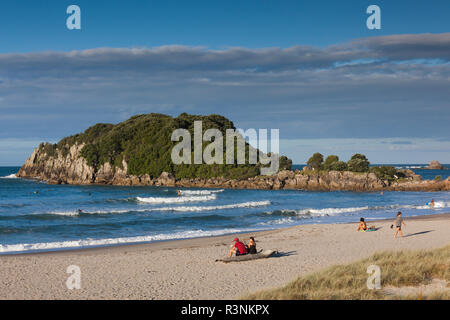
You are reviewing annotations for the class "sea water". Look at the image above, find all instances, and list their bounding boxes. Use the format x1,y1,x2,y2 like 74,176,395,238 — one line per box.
0,165,449,254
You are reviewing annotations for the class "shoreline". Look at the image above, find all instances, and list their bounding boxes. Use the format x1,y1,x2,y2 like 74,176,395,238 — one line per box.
1,213,448,299
16,151,450,192
15,173,450,192
3,213,449,257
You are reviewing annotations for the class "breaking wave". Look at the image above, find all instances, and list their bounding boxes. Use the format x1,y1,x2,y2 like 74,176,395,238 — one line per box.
266,206,370,217
155,201,271,212
0,228,259,254
136,194,216,204
264,201,450,217
0,174,17,179
178,189,224,195
39,200,271,216
395,166,425,169
258,217,295,226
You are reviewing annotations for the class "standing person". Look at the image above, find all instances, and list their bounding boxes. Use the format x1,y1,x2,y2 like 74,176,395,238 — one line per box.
228,238,247,257
392,212,406,238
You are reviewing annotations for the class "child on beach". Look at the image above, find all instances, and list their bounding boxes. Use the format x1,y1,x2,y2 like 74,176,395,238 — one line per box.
392,212,406,238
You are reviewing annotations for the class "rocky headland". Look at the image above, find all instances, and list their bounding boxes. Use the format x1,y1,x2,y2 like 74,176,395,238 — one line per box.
17,142,450,192
16,113,450,192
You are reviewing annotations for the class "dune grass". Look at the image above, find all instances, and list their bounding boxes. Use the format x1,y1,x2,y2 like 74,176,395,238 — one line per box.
244,245,449,300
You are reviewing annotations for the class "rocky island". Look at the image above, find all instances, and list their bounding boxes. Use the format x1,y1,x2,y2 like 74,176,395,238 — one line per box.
17,113,450,192
425,160,446,170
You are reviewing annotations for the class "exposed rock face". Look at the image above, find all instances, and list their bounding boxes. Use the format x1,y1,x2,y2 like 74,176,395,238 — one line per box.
18,144,95,185
398,169,422,182
17,147,450,191
425,160,446,170
155,172,176,187
173,170,448,191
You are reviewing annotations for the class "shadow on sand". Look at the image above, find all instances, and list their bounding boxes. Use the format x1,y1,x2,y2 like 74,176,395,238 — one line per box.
271,250,297,258
404,230,434,238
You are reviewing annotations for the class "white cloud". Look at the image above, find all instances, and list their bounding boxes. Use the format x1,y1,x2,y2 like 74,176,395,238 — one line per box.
0,33,449,164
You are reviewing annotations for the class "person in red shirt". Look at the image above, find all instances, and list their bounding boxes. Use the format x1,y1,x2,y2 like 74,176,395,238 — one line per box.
228,238,248,257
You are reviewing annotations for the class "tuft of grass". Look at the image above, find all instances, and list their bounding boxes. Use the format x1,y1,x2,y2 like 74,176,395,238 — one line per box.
243,245,449,300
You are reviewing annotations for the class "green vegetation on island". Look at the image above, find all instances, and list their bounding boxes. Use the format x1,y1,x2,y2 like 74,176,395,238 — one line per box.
304,152,409,182
35,113,423,184
39,113,292,180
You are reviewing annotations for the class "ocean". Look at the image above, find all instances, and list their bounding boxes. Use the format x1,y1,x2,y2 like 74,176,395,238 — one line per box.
1,165,449,254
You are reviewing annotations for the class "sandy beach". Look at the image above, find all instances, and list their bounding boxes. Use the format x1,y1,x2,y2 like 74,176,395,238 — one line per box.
0,213,449,300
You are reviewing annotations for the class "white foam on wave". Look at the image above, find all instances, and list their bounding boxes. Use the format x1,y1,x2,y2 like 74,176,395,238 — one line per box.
258,217,295,226
268,206,369,217
39,199,450,219
0,174,17,179
267,201,450,218
43,200,271,216
431,201,449,209
378,202,450,210
0,227,260,254
47,211,80,216
156,200,271,212
303,206,370,215
178,189,224,195
44,209,137,216
137,194,217,204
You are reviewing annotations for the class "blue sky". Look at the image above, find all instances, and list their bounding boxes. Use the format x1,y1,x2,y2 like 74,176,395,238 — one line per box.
0,0,448,51
0,0,449,165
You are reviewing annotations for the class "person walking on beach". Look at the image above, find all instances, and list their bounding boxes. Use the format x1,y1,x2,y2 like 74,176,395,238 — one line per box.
392,212,406,238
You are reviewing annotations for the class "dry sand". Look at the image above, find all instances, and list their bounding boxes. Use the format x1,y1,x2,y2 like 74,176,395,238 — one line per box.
0,214,449,300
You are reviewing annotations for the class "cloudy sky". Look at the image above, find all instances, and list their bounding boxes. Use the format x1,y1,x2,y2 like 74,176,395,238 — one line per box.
0,0,449,165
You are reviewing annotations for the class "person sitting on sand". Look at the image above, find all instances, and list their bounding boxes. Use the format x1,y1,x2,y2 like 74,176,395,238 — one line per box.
229,238,247,257
392,212,406,238
357,217,368,231
246,237,257,254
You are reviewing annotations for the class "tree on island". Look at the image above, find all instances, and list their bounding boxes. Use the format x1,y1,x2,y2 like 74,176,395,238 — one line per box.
304,152,412,181
347,154,370,172
306,152,324,170
322,155,348,171
330,160,348,171
323,155,339,170
279,155,293,171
